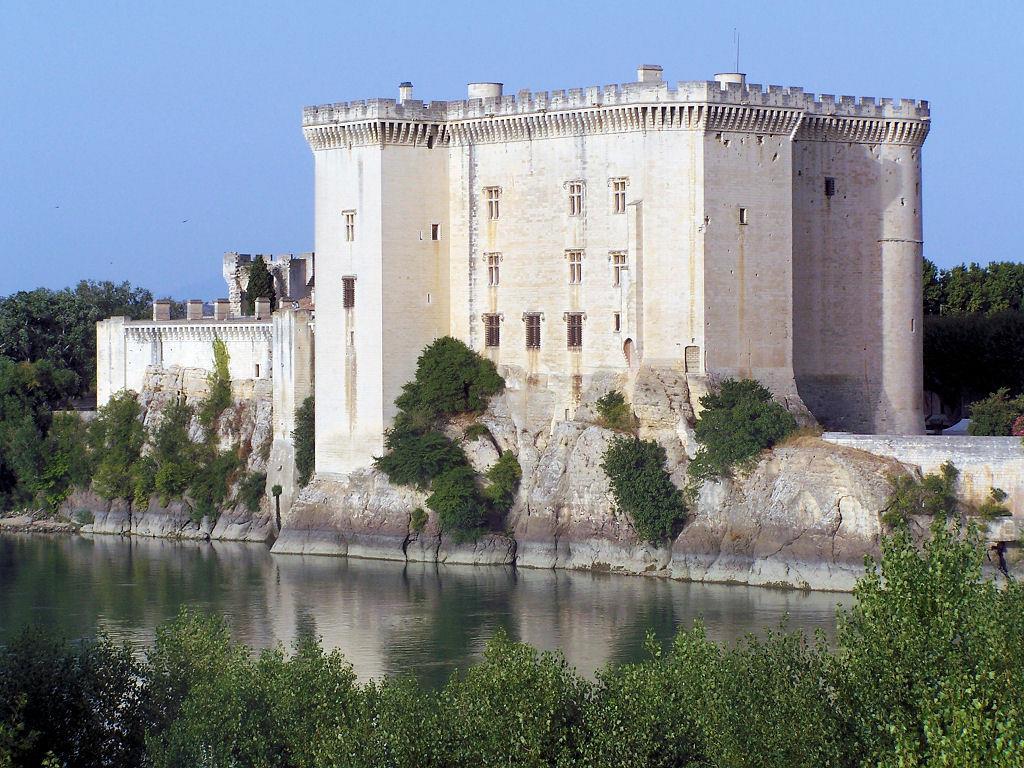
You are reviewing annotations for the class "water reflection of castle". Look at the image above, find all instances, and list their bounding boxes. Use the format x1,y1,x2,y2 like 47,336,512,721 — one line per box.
54,536,843,684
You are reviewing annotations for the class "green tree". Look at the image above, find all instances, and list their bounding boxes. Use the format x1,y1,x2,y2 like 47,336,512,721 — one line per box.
0,281,152,396
293,395,315,487
90,390,145,501
482,451,521,514
602,436,685,543
835,520,1024,766
241,256,276,315
687,378,797,484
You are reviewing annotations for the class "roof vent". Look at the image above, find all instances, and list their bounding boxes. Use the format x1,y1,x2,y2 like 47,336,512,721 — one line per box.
637,64,663,83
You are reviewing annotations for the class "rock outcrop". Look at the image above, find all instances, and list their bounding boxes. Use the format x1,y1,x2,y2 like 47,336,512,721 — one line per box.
273,365,931,591
66,366,274,542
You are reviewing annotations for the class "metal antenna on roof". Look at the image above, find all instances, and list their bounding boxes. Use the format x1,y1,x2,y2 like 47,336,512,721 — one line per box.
734,28,740,73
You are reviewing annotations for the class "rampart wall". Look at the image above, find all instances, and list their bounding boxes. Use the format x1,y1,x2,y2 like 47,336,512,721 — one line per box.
821,433,1024,517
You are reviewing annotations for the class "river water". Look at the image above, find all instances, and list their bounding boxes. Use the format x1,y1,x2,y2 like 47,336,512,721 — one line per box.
0,533,846,686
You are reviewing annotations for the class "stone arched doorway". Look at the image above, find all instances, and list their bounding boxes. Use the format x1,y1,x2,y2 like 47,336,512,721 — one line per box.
623,338,638,370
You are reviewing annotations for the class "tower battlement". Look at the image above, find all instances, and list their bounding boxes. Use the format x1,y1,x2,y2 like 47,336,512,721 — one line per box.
302,74,929,128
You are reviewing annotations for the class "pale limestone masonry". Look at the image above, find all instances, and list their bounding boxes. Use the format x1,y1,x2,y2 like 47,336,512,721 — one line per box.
305,66,930,474
96,314,273,407
822,433,1024,518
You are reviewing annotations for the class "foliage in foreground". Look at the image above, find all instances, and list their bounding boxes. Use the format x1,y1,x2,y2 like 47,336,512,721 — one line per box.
601,436,685,543
687,378,797,486
2,523,1022,767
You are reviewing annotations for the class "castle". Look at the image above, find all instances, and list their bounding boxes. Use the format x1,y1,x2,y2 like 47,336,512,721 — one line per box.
98,64,930,482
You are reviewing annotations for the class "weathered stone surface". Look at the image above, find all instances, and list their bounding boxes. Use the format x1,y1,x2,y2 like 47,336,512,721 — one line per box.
272,369,914,590
671,438,904,591
54,367,276,542
272,470,426,560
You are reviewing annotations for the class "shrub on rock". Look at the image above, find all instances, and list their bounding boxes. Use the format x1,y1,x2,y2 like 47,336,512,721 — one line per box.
688,379,797,485
601,436,685,543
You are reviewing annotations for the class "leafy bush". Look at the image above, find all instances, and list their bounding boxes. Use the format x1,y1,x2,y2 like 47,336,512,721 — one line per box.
151,398,197,503
4,524,1024,766
187,449,241,523
394,337,503,420
426,466,486,542
90,390,145,501
882,461,959,527
237,471,267,513
463,422,490,442
595,389,634,432
0,628,147,768
835,519,1024,766
688,379,797,485
967,387,1024,436
376,338,507,540
410,507,428,533
601,436,685,543
482,451,521,514
197,338,232,431
375,428,467,489
977,487,1011,519
293,395,315,487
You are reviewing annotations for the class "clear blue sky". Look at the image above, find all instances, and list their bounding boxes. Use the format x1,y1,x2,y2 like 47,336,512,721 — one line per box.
2,0,1020,298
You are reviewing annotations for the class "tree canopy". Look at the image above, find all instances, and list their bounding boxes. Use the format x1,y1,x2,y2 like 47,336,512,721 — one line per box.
0,281,153,396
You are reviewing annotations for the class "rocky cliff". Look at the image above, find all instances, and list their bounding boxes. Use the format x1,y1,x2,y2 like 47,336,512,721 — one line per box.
67,366,274,542
274,365,927,591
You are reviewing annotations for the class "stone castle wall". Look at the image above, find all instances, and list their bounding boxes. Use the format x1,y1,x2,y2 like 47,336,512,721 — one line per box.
306,66,930,474
822,433,1024,518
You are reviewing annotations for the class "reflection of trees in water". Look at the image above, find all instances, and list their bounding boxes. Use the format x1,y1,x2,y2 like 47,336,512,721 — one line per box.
0,534,275,647
1,535,844,687
383,563,519,688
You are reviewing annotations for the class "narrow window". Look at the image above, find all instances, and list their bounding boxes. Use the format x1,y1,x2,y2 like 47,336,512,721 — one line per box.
613,312,621,332
343,210,356,241
254,363,260,378
483,314,501,348
738,207,749,225
486,253,500,286
524,313,541,349
342,276,355,309
485,187,501,220
566,313,583,350
568,181,584,216
824,177,836,198
611,252,628,287
611,178,628,214
431,223,441,240
567,250,583,285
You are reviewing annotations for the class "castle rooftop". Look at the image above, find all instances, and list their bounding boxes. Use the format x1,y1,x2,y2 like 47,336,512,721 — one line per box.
302,66,929,128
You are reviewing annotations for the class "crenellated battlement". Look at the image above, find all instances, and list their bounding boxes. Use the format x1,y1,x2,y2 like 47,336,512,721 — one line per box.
302,77,929,129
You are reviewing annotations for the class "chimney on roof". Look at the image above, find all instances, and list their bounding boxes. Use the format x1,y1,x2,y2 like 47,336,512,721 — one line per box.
714,72,747,88
399,82,414,104
467,82,503,100
637,64,663,83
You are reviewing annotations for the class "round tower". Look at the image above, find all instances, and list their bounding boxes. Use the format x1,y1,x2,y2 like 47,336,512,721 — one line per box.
876,144,924,434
